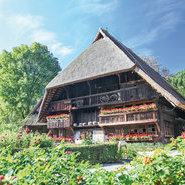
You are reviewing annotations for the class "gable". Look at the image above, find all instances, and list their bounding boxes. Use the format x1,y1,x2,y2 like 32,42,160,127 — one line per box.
46,35,135,89
38,28,185,121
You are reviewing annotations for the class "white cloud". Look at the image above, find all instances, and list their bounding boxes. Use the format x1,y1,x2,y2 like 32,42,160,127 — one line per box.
50,43,74,56
9,14,43,29
0,13,74,59
136,48,153,57
32,30,56,43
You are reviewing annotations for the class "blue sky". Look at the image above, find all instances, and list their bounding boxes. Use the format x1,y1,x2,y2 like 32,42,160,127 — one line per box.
0,0,185,74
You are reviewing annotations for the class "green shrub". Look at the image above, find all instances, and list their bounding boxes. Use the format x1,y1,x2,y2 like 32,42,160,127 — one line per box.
65,142,122,164
126,134,185,185
121,147,137,159
120,143,164,159
0,144,132,185
0,129,55,150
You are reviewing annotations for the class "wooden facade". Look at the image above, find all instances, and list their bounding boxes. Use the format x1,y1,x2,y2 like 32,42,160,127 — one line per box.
28,28,185,143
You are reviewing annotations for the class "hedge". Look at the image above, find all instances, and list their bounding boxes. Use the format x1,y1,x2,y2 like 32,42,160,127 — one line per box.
65,142,122,164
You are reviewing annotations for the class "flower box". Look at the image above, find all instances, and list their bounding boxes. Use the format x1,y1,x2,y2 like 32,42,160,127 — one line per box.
100,103,156,115
46,113,69,120
47,117,70,128
107,134,154,142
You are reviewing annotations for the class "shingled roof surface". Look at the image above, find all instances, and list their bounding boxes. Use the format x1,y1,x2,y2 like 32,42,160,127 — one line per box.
46,34,134,89
101,29,185,108
38,28,185,121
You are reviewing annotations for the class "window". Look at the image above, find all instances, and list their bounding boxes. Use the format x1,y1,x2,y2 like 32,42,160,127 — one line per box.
148,124,156,135
138,125,146,134
165,121,174,136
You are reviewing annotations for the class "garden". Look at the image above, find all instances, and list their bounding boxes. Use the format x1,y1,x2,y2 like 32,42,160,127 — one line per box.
0,124,185,184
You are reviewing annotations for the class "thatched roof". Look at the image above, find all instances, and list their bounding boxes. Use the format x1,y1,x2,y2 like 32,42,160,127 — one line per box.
38,28,185,121
46,33,134,89
100,29,185,110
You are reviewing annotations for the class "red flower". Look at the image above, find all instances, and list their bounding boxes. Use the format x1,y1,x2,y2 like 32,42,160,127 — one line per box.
0,175,4,180
77,177,83,181
25,126,30,134
65,151,73,154
11,139,13,141
34,142,36,144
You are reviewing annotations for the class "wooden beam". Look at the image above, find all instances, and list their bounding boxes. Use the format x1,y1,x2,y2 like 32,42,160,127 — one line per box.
100,126,106,135
155,122,161,133
99,119,158,127
87,81,92,105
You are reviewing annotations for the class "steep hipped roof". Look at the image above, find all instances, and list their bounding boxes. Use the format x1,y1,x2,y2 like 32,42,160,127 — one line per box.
100,29,185,110
38,28,185,121
46,32,135,89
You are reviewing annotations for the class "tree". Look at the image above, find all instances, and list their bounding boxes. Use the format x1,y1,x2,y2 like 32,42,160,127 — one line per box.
0,42,61,123
169,70,185,97
141,56,172,80
141,56,185,97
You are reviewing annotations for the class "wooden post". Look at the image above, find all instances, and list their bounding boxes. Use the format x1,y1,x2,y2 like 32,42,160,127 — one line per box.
125,145,128,159
63,87,69,99
116,73,121,89
87,81,92,105
155,122,161,134
101,126,106,135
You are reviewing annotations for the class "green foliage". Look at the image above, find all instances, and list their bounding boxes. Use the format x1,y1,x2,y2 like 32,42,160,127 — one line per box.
166,133,185,152
0,130,185,184
0,129,55,150
0,144,132,185
169,70,185,97
0,123,19,133
0,43,61,123
65,142,122,164
120,143,164,159
79,131,93,145
129,135,185,185
83,168,133,185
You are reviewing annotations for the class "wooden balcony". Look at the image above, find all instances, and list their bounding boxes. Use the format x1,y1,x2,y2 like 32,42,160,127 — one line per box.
48,84,157,111
99,109,157,126
47,118,71,129
49,100,71,112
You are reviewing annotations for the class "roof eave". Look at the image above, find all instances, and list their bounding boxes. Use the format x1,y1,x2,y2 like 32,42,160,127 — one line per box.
45,67,136,90
135,66,185,110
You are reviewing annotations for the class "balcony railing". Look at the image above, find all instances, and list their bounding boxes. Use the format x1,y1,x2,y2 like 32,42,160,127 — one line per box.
47,118,70,129
99,109,157,126
48,84,157,111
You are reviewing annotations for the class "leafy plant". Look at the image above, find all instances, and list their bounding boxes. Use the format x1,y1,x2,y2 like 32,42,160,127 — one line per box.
100,103,156,115
79,131,93,145
65,142,122,164
0,42,61,123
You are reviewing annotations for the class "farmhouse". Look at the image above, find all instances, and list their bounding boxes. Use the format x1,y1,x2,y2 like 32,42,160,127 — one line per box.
26,28,185,143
